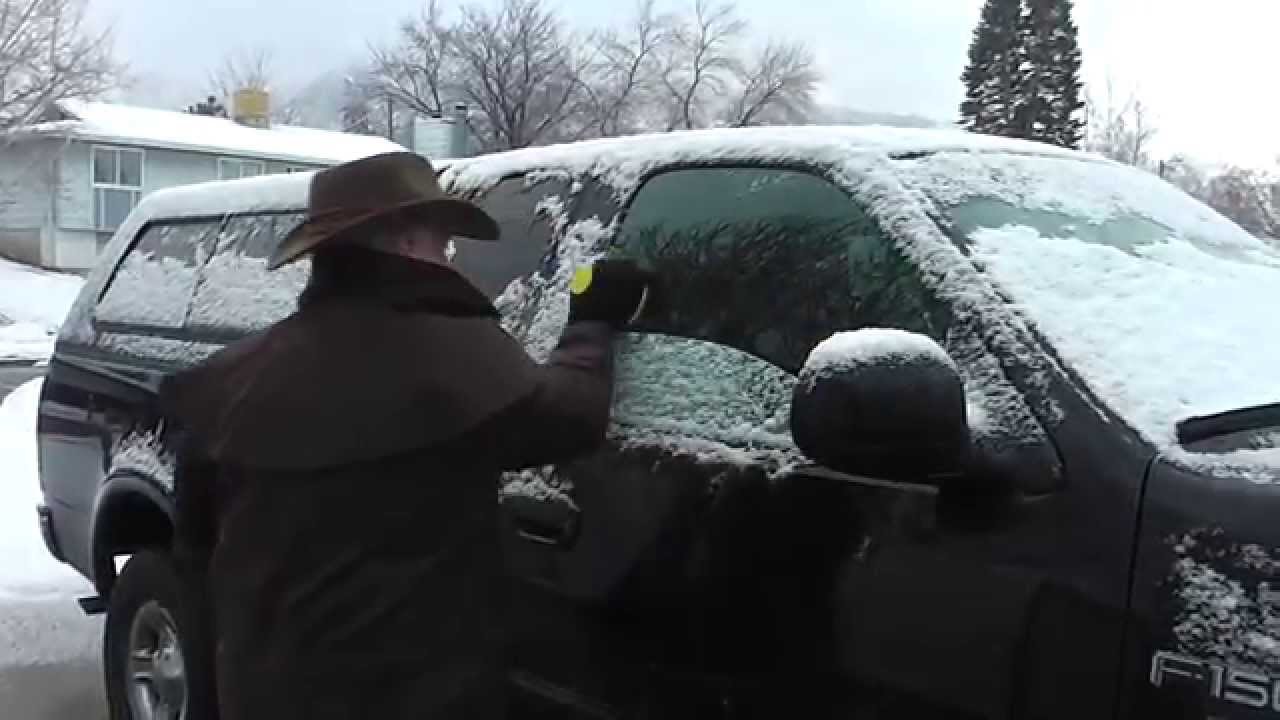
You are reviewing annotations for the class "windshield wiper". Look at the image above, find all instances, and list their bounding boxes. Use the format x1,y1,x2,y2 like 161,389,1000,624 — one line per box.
1177,403,1280,445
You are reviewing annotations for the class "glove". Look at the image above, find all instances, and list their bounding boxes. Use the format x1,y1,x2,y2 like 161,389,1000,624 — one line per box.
567,259,655,329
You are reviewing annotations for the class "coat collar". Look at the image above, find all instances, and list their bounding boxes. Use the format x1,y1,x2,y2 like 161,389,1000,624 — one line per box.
297,246,497,318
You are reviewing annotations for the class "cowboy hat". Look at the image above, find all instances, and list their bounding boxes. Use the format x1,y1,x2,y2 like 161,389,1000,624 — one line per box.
268,152,500,270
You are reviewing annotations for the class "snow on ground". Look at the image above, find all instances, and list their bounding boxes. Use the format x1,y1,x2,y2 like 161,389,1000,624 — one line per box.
0,379,100,668
0,323,57,363
0,379,91,597
0,258,83,362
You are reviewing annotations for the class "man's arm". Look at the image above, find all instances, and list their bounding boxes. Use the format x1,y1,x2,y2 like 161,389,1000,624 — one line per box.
450,321,616,470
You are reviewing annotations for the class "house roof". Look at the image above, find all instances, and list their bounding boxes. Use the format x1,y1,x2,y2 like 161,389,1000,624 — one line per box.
21,99,405,165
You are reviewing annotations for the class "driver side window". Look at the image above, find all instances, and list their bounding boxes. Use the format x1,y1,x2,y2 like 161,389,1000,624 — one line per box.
609,166,948,463
617,166,947,373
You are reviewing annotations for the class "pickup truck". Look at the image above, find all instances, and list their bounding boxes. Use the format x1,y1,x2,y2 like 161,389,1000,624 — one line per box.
36,125,1280,718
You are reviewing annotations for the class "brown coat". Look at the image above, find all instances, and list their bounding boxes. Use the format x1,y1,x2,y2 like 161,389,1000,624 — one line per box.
161,248,615,719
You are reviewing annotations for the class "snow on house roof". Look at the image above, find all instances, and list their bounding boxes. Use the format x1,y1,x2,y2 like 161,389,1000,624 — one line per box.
442,124,1106,196
26,99,405,165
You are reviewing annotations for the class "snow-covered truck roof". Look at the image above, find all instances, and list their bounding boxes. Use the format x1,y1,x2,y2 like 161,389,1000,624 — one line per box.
439,124,1105,195
21,99,405,167
131,125,1096,222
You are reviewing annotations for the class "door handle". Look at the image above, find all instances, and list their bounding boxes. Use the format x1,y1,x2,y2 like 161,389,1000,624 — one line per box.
503,494,581,548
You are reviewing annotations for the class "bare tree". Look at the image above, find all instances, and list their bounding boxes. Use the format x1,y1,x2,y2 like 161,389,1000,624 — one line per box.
0,0,118,132
368,0,591,151
368,0,454,119
1085,81,1156,168
1159,154,1208,198
210,47,274,98
206,47,316,124
365,0,824,149
1201,166,1280,239
340,72,378,135
660,0,745,130
450,0,592,149
340,70,412,139
580,0,672,138
722,39,818,127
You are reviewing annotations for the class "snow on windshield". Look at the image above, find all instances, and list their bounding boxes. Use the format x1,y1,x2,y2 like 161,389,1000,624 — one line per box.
896,151,1280,452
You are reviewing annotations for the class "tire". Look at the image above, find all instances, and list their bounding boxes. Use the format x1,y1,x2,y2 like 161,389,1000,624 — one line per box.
104,550,218,720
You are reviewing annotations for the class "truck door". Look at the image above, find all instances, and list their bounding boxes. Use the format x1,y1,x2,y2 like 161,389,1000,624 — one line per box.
479,161,1148,719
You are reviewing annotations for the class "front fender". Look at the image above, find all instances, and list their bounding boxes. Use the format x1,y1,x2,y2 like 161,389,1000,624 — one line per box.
89,471,175,594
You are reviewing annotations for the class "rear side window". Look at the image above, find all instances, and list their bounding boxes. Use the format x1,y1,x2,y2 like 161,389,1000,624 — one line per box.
616,167,945,372
94,213,306,340
453,174,570,298
189,213,309,335
94,221,221,330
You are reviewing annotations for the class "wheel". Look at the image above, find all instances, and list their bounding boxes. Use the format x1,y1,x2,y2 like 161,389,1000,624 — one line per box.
104,551,217,720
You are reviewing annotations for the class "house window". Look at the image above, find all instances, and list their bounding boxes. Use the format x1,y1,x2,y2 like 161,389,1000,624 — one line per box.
92,146,144,232
218,158,266,180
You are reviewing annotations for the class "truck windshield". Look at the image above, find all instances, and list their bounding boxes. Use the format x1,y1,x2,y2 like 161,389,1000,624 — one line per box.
895,151,1280,448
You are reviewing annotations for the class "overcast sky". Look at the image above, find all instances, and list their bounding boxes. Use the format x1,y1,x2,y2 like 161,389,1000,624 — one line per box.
87,0,1280,168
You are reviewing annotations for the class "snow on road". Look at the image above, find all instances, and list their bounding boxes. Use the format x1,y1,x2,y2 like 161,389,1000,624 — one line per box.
0,257,83,362
0,379,100,668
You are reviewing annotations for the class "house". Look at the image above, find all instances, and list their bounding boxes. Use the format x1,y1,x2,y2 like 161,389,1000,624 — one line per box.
0,95,406,272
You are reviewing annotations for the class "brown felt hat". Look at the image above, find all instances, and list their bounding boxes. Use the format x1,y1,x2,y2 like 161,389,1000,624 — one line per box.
268,152,499,270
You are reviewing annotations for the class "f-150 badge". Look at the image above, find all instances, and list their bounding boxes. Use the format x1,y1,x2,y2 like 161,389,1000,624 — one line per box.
1152,651,1280,712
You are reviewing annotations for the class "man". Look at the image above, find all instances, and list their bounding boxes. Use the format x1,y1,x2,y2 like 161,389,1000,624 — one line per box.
161,152,652,719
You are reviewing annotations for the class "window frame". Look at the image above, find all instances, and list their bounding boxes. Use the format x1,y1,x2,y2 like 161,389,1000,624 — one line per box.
91,145,145,232
218,157,267,181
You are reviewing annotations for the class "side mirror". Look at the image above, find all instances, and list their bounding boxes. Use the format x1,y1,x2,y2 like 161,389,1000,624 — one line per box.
791,328,970,484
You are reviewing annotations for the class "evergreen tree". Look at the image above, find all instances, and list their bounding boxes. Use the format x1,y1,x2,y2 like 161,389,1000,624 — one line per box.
1013,0,1084,148
959,0,1025,136
960,0,1084,148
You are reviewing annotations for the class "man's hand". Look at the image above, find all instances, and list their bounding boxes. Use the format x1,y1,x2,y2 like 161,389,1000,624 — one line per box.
567,259,656,329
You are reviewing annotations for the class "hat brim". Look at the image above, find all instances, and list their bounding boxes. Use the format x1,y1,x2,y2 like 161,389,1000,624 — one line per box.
268,197,500,270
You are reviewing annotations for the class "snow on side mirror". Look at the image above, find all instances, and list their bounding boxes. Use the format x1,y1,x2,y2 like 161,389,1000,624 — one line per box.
791,328,971,484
